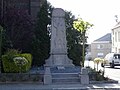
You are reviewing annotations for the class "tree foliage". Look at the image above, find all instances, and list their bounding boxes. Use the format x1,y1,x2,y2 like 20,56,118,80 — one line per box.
3,8,34,53
31,0,53,66
65,11,83,66
0,0,91,67
73,18,93,32
73,18,93,66
94,58,103,71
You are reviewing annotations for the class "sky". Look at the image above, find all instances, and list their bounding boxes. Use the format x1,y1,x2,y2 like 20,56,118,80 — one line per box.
47,0,120,44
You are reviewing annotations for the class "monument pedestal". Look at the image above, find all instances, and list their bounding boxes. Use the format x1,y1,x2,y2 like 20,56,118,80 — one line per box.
45,53,73,67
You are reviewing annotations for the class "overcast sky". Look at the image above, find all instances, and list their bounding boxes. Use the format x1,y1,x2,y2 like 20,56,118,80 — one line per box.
47,0,120,43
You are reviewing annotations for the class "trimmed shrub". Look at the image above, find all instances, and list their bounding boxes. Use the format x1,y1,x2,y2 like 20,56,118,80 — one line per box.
18,53,32,72
3,49,21,62
2,49,32,73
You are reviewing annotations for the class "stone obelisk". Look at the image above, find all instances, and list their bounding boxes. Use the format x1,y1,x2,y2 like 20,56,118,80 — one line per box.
45,8,73,67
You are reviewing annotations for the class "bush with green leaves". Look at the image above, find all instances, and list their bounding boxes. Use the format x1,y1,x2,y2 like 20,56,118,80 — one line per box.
88,67,108,81
2,49,32,73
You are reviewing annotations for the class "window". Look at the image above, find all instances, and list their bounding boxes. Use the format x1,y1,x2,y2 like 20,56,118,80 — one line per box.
115,32,117,42
114,54,120,59
115,47,117,53
112,30,114,35
97,53,104,57
119,49,120,53
118,32,120,42
112,37,114,46
97,44,103,49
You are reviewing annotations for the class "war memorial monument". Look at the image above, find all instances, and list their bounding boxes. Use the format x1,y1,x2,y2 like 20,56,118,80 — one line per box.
44,8,89,84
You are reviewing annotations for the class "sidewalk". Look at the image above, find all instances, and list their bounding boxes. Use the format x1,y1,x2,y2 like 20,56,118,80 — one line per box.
0,83,120,90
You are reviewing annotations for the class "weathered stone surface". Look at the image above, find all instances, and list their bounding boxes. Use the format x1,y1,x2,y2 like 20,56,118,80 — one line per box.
44,67,52,84
81,68,89,84
45,8,73,67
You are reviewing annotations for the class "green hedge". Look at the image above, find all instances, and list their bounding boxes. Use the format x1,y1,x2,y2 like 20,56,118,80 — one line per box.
2,53,32,73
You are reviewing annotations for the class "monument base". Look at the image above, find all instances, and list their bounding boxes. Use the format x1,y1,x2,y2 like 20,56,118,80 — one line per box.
44,54,74,67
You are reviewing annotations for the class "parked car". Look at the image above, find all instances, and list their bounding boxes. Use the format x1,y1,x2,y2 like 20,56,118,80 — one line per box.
101,53,120,68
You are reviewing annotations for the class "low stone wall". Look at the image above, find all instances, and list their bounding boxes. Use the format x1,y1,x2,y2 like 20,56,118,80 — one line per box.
90,80,118,84
0,73,43,83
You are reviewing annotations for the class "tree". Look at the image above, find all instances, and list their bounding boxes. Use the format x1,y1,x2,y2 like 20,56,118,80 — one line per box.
94,58,103,71
73,18,93,67
3,8,34,53
65,11,83,66
0,25,8,72
31,0,53,66
0,25,3,73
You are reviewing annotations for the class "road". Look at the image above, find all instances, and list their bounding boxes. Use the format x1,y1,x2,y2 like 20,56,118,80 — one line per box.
84,60,120,83
104,66,120,82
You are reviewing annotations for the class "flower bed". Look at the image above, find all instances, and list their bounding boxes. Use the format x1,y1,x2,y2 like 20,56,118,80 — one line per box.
86,67,118,84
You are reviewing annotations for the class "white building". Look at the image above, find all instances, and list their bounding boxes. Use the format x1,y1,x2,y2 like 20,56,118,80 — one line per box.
112,22,120,53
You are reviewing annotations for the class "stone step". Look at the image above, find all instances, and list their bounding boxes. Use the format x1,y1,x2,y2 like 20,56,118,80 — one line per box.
50,66,81,73
52,81,81,84
52,73,80,84
52,78,80,84
52,76,79,80
52,73,79,78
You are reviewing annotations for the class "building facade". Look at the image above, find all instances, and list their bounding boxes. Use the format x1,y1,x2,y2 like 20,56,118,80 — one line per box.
112,22,120,53
85,44,92,60
91,33,112,59
0,0,45,20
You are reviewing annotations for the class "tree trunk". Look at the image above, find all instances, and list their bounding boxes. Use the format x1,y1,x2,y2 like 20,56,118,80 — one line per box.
82,32,85,67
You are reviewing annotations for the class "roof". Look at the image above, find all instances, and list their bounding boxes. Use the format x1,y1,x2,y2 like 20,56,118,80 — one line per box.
94,33,111,42
112,22,120,29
